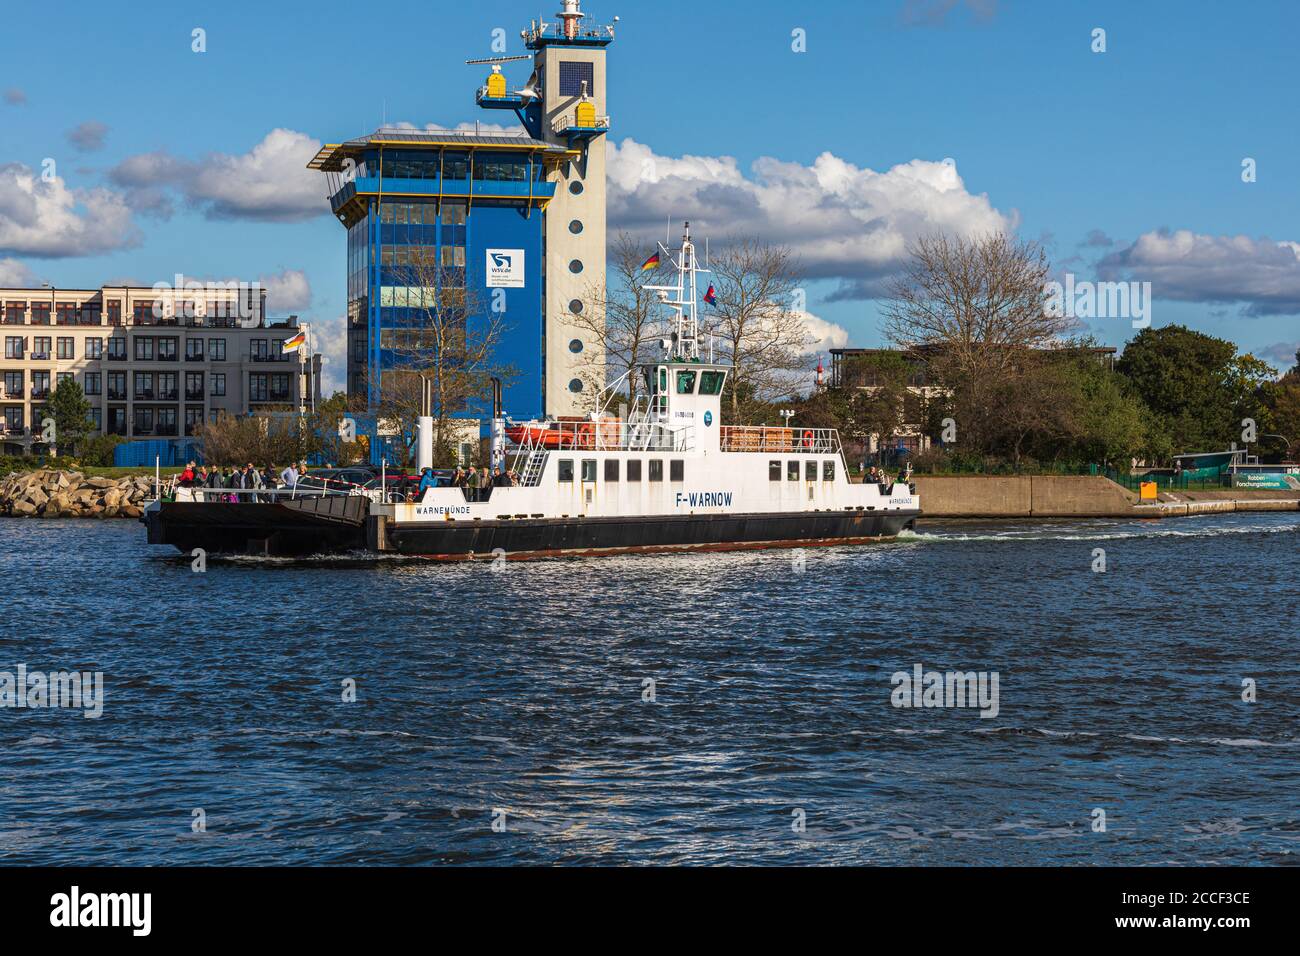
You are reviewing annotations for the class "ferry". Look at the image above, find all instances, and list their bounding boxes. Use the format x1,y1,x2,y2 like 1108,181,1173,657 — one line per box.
144,225,920,558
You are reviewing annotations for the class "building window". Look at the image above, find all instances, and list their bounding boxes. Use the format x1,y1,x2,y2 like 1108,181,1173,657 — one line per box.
604,459,619,482
823,460,835,481
133,372,153,400
57,371,74,387
208,338,226,361
186,338,204,360
107,337,126,360
107,372,125,400
57,337,74,359
89,407,101,430
133,407,154,435
3,407,22,432
558,60,594,96
134,337,154,361
557,458,574,482
568,259,583,274
787,460,799,481
85,337,103,360
769,460,781,481
4,370,22,396
670,460,684,482
30,303,50,325
157,337,178,361
31,370,50,399
132,302,155,325
568,338,583,354
210,373,225,396
84,372,101,396
251,338,268,361
4,302,24,324
568,219,583,234
107,301,121,325
55,303,76,325
568,378,583,392
185,372,204,400
33,336,51,358
569,180,583,195
4,336,23,359
648,459,663,482
627,459,642,481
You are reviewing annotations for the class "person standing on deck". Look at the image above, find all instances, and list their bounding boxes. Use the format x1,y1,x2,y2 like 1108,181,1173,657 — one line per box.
280,462,298,491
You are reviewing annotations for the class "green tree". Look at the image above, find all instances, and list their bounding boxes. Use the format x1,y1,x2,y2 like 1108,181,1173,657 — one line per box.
1056,351,1150,466
1116,325,1273,456
46,378,95,455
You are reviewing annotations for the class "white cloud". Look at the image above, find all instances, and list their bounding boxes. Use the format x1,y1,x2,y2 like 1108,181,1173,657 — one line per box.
1098,229,1300,316
606,138,1015,299
800,311,850,355
110,129,326,223
0,163,141,257
311,313,347,396
258,268,313,312
0,257,41,286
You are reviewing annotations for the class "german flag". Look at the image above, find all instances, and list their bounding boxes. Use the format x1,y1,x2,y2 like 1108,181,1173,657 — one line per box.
281,328,307,353
640,251,660,271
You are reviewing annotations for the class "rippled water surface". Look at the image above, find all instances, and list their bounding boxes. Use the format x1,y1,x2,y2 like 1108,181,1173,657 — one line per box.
1,513,1296,865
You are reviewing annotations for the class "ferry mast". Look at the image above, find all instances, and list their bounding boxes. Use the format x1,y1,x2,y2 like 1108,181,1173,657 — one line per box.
645,222,710,361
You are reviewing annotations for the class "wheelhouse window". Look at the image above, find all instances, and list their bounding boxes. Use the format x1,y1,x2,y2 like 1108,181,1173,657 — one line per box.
823,460,835,480
581,459,597,482
670,459,684,482
604,459,619,482
805,460,817,481
675,370,697,394
627,459,642,481
557,458,574,482
648,459,663,482
698,370,726,395
769,460,781,481
787,460,799,481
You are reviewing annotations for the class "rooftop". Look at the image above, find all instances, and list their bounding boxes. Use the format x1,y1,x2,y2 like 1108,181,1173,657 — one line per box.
307,127,567,171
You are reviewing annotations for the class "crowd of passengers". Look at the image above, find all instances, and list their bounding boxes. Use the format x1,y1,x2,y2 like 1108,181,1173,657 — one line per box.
173,461,315,502
430,466,519,502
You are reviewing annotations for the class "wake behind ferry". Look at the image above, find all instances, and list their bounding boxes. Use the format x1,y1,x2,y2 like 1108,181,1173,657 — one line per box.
144,225,920,558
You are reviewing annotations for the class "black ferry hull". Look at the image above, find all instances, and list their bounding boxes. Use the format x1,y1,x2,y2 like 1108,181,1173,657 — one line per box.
144,496,368,556
145,500,918,558
386,508,920,560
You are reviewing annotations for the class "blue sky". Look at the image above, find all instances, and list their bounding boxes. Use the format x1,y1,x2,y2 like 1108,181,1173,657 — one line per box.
2,0,1298,391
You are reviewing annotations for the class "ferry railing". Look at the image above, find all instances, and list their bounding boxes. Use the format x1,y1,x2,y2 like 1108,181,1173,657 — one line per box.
720,426,842,455
508,419,694,454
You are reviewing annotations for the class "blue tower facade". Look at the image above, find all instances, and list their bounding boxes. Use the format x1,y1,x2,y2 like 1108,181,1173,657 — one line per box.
309,130,562,436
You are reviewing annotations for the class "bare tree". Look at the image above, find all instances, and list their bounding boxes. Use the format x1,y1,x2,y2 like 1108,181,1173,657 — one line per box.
882,232,1073,452
565,232,670,407
706,238,813,422
374,257,512,465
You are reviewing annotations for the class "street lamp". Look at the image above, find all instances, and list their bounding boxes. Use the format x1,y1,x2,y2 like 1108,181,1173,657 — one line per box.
779,408,795,427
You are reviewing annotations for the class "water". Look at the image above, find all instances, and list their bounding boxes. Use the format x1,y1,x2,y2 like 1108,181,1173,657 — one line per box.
1,513,1296,865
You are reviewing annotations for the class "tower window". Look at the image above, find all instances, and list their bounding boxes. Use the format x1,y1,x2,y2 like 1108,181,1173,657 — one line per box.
568,259,583,274
568,298,584,315
568,339,583,354
569,219,583,234
558,61,594,96
568,378,583,393
569,181,584,195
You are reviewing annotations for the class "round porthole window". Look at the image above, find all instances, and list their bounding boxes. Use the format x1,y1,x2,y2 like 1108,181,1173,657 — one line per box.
568,259,583,274
568,338,584,353
569,181,584,195
568,378,584,392
568,298,584,314
569,219,583,234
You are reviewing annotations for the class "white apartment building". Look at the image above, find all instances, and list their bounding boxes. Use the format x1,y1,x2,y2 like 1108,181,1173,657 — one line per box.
0,284,321,455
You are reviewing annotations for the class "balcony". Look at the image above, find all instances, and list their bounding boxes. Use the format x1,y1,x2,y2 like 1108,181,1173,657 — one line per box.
107,389,126,401
107,424,127,436
156,424,178,437
158,390,179,401
0,389,22,400
30,389,49,401
134,390,154,400
185,390,204,401
158,353,178,362
0,424,24,436
185,353,206,362
30,352,50,361
107,353,127,361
